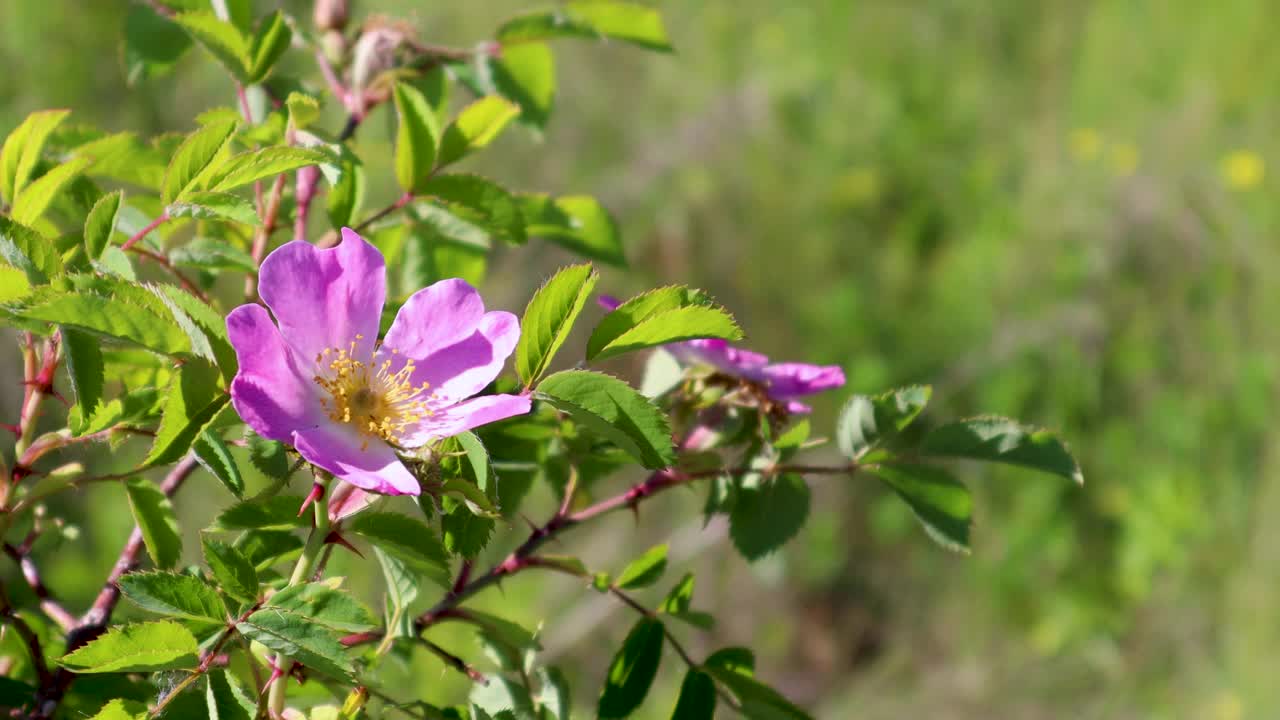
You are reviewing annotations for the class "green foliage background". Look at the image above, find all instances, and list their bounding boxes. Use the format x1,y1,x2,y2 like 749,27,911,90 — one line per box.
4,1,1278,718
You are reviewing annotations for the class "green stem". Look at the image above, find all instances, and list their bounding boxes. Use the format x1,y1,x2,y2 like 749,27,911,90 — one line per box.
267,473,332,718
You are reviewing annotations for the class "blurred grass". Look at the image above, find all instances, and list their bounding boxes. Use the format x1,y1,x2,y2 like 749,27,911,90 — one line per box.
5,1,1280,718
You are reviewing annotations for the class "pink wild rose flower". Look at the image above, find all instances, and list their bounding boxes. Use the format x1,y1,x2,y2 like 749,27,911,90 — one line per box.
227,229,531,495
598,294,845,414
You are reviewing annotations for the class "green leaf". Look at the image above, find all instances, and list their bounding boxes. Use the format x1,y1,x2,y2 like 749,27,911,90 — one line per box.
658,573,712,630
118,571,227,623
246,11,292,83
83,190,124,260
62,327,104,423
213,494,308,531
246,433,291,481
420,174,526,245
519,194,623,266
265,583,379,633
11,287,189,356
124,3,192,84
286,92,321,130
326,150,365,229
466,609,541,671
587,289,741,362
670,669,716,720
125,477,182,569
0,108,69,203
144,360,228,467
920,416,1083,484
869,464,971,553
703,661,812,720
0,264,31,303
597,617,665,719
206,670,254,720
0,215,60,283
375,546,419,641
704,647,754,675
236,530,303,570
156,284,238,378
392,82,440,193
516,264,598,386
536,370,675,469
238,607,353,679
202,536,259,603
497,2,674,52
493,43,556,129
174,11,250,81
89,698,149,720
835,385,931,459
167,191,259,225
437,97,521,168
537,666,571,720
11,156,92,225
59,620,198,673
161,118,238,204
194,430,244,497
615,544,668,589
441,499,495,559
205,147,328,193
729,474,810,561
346,512,450,587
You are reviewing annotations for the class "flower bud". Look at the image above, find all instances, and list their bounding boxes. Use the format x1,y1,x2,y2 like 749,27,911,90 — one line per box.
349,18,412,94
313,0,349,32
321,29,348,67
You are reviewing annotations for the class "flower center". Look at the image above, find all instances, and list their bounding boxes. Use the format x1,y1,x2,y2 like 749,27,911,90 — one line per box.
312,335,434,449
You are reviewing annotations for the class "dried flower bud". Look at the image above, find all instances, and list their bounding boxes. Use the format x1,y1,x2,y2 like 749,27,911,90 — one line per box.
313,0,349,32
349,17,413,94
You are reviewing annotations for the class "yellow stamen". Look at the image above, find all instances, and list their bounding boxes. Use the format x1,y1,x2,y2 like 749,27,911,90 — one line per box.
313,338,434,448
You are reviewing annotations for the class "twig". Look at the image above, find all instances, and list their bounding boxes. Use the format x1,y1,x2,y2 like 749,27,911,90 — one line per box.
3,542,75,633
352,191,413,233
120,213,168,251
419,637,487,684
245,172,289,301
0,579,51,687
28,454,200,720
126,245,209,302
608,586,741,711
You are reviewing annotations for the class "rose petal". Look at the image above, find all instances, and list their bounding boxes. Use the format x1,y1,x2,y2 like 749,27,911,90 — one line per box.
403,393,532,446
258,228,385,365
422,311,520,403
328,482,380,521
761,363,846,400
293,424,420,495
380,278,485,361
226,304,325,442
668,338,770,380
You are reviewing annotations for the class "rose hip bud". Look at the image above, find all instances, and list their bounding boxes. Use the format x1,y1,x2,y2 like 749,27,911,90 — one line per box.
313,0,349,32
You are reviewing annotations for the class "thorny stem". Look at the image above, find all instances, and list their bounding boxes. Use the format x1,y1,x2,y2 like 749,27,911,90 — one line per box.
4,541,76,633
420,637,488,684
27,454,199,720
13,333,60,461
246,172,289,301
353,191,413,233
0,579,51,686
127,244,209,301
268,472,333,718
397,460,859,640
119,212,168,251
